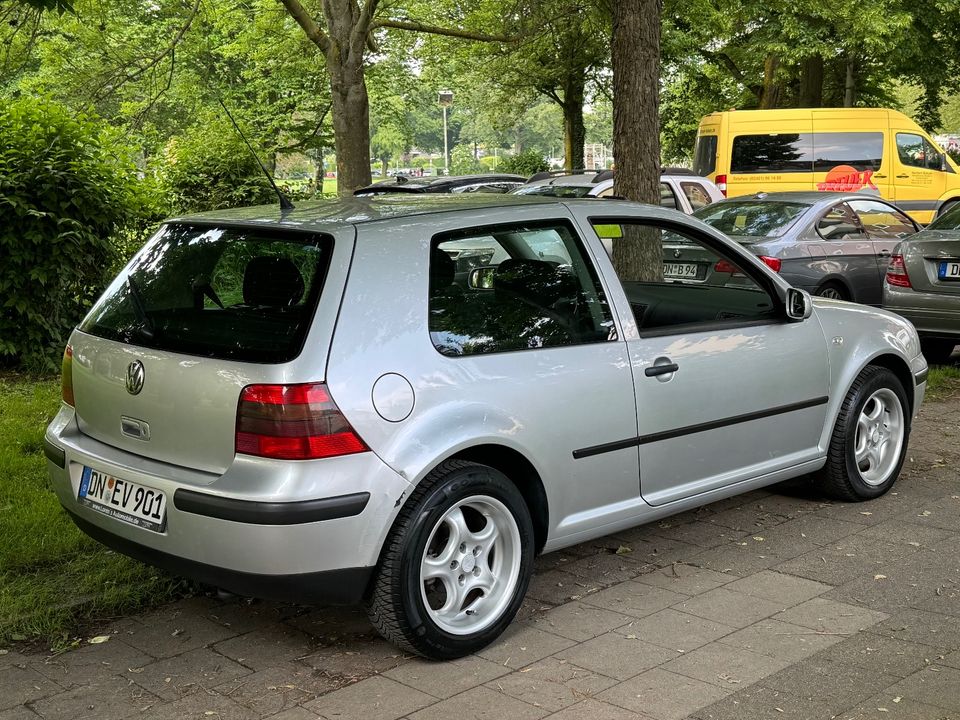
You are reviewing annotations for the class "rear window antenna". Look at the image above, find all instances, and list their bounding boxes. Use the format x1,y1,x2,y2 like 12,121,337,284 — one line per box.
216,97,294,211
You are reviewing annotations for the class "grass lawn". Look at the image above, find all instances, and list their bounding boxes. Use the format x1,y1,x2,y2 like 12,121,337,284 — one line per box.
0,373,187,650
926,362,960,401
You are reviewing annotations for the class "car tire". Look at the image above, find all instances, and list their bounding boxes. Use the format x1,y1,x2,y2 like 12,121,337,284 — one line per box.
366,459,534,660
921,339,957,366
814,282,848,301
815,366,910,501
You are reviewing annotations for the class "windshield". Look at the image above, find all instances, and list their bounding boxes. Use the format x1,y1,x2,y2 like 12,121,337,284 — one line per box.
511,184,595,198
80,224,332,363
694,201,809,237
927,203,960,231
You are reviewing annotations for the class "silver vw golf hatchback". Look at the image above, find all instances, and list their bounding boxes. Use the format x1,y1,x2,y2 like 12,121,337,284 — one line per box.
46,195,927,659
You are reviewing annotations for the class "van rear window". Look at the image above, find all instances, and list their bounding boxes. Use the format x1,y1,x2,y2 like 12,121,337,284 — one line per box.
693,135,718,176
731,132,884,174
80,224,331,363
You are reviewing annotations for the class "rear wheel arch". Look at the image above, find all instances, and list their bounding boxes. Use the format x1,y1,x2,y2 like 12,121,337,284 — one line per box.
414,444,549,555
937,198,959,218
814,278,852,301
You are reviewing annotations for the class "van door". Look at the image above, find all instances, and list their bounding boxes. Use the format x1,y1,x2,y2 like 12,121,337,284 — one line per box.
811,130,890,200
892,131,948,224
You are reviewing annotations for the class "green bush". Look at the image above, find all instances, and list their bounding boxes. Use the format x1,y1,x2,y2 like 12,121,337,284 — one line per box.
500,149,549,177
0,98,155,369
161,119,278,213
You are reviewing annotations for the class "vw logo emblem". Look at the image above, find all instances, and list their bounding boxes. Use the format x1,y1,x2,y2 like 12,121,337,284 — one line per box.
126,361,145,395
673,248,682,259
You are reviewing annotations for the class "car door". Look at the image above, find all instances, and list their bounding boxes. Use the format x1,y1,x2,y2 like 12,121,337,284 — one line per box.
848,199,919,298
892,131,948,223
569,206,830,507
808,201,882,304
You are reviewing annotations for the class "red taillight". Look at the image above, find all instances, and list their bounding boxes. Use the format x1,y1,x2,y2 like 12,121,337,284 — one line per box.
886,254,912,288
713,259,740,274
235,382,368,460
759,255,782,273
715,174,727,196
61,345,74,407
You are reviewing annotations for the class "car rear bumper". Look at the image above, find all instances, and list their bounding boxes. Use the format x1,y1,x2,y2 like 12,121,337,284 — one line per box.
883,287,960,339
45,405,409,603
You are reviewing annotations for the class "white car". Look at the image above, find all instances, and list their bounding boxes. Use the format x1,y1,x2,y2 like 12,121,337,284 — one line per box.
512,169,725,213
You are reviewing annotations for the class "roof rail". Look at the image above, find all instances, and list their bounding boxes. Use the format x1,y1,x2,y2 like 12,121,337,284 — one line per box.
526,168,600,182
662,167,696,176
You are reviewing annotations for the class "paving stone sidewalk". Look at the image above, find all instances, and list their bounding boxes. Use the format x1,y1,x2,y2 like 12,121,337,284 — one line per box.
4,397,960,720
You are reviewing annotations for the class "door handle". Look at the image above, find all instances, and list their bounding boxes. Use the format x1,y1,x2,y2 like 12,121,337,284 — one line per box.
645,363,679,377
896,174,910,179
877,250,891,258
872,173,887,178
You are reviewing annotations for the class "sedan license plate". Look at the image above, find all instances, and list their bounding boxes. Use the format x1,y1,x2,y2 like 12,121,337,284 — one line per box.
663,262,701,279
78,467,166,532
938,261,960,280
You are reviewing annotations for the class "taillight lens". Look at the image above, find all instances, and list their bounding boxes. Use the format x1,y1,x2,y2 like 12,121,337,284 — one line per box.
235,383,368,460
61,345,74,407
886,254,912,288
759,255,782,273
713,259,740,274
715,174,727,196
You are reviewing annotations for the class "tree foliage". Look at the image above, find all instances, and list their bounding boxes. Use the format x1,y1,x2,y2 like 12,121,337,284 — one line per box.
500,149,549,175
0,98,160,368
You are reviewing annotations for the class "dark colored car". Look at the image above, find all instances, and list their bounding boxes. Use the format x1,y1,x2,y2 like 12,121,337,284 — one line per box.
354,174,526,196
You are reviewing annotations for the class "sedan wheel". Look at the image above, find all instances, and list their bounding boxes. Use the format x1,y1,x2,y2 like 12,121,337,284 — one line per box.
815,284,847,301
816,366,909,500
367,460,534,659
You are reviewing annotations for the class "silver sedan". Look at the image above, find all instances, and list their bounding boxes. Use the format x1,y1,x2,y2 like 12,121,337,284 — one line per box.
883,203,960,364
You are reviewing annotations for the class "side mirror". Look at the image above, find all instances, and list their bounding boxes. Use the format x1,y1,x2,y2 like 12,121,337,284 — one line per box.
468,266,496,290
786,287,813,322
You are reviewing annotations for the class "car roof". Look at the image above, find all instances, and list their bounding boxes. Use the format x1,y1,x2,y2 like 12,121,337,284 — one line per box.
708,191,887,207
357,174,525,192
170,193,587,233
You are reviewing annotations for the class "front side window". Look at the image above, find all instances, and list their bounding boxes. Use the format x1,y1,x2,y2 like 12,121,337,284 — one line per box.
731,134,813,173
590,220,779,333
429,221,614,356
848,200,918,239
80,225,331,362
817,203,867,240
694,201,809,237
897,133,943,171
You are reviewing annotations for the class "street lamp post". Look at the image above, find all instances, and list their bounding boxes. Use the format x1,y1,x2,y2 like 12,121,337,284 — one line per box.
439,90,454,176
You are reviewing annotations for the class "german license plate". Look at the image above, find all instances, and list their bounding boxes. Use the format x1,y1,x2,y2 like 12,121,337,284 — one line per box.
663,262,700,279
938,261,960,280
78,467,167,532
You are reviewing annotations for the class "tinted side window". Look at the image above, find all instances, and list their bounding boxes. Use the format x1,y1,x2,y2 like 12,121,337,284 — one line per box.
848,200,917,239
731,134,813,173
660,183,679,209
591,221,778,333
897,133,943,170
429,222,614,356
817,203,867,240
812,132,884,171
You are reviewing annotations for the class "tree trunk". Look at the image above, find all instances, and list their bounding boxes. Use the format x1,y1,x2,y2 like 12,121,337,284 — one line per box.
611,0,662,282
798,55,824,108
562,75,586,171
844,58,857,107
328,66,372,194
759,55,781,109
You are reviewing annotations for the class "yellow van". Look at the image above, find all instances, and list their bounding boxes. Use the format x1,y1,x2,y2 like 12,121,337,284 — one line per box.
694,108,960,224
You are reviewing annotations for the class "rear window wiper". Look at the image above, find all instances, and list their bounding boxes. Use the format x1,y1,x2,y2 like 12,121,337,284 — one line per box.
126,276,156,340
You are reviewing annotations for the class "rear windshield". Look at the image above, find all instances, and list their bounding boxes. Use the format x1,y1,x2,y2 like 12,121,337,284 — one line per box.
927,203,960,231
512,184,595,198
693,201,809,237
80,224,332,363
693,134,718,176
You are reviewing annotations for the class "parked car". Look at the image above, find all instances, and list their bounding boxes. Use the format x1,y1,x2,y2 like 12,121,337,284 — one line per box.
883,202,960,364
692,191,920,304
46,194,926,660
694,107,960,224
511,169,724,213
354,173,526,196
